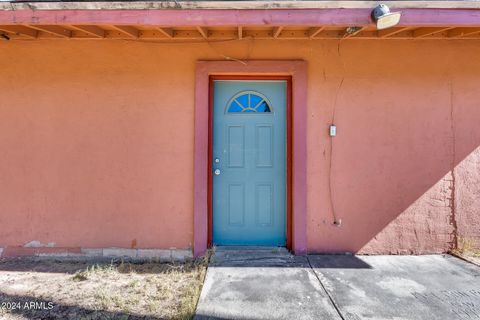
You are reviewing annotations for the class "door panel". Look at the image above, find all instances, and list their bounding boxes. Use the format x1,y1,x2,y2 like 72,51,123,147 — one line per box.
227,125,245,168
212,80,287,246
255,183,274,226
255,125,274,167
228,183,245,226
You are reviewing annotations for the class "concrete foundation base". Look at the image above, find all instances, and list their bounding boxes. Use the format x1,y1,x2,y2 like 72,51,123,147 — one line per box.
0,247,193,262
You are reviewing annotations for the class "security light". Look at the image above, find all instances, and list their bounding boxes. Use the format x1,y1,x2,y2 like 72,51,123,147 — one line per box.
371,4,401,30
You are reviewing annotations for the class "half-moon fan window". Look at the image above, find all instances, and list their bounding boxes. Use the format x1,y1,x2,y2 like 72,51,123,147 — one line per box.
227,91,272,113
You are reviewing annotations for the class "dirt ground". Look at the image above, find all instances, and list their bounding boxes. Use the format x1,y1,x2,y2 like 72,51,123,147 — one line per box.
0,257,207,320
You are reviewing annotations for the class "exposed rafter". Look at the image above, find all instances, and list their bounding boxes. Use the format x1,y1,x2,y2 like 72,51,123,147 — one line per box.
69,25,105,38
413,27,453,38
111,25,139,38
0,25,479,41
196,26,208,39
307,27,324,39
156,27,174,38
378,27,410,38
0,25,37,38
448,27,480,38
272,26,284,38
27,25,71,38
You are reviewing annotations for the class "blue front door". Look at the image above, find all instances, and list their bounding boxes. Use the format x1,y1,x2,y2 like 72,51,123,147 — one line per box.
212,80,287,246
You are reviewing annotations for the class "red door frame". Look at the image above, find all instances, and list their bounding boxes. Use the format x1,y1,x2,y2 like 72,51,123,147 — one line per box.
208,75,293,250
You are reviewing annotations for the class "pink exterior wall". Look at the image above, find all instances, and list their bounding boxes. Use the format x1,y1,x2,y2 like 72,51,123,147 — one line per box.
452,78,480,251
0,39,479,254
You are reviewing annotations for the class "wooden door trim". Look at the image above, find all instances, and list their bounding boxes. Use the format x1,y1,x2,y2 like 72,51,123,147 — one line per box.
194,60,307,256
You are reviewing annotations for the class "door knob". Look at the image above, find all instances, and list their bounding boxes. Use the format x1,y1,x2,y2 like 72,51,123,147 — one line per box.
214,169,221,176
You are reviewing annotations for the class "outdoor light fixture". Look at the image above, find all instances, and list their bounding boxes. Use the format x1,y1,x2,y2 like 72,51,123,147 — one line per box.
371,4,401,30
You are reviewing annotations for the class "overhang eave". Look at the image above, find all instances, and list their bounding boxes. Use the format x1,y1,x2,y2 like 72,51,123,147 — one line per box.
0,7,479,41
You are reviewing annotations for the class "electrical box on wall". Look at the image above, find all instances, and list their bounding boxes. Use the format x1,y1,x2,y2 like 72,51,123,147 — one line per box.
329,124,337,137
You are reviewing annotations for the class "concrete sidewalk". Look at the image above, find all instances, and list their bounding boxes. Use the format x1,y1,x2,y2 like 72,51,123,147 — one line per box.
195,248,480,320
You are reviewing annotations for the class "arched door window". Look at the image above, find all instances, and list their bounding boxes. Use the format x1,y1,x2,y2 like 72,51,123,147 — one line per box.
226,91,273,113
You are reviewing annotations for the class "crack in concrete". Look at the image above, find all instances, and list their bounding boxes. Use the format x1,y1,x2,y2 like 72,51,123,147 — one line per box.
307,255,346,320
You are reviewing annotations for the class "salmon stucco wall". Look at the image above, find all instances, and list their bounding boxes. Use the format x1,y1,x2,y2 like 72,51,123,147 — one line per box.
0,39,479,254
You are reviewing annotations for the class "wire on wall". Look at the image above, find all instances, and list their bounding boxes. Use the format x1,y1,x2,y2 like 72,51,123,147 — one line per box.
449,78,458,250
329,41,346,226
120,36,255,66
205,39,248,65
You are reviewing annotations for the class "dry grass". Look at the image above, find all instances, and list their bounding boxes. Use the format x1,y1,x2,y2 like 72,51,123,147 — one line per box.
0,257,208,320
451,237,480,267
453,237,480,257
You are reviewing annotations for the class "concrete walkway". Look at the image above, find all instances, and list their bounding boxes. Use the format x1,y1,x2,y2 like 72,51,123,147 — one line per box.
195,248,480,320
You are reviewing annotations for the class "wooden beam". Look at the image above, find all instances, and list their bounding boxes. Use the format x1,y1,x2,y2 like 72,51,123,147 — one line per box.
123,29,202,40
2,9,480,28
307,27,324,39
277,30,313,39
196,26,208,39
413,27,453,38
4,1,480,11
378,27,410,38
87,28,480,41
0,25,37,38
27,25,71,38
69,25,105,38
204,30,236,40
448,27,480,38
243,29,271,39
156,27,174,38
238,26,243,39
111,25,138,38
272,26,283,38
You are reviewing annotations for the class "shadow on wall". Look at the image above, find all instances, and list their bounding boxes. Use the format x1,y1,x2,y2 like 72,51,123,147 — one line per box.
314,75,480,254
